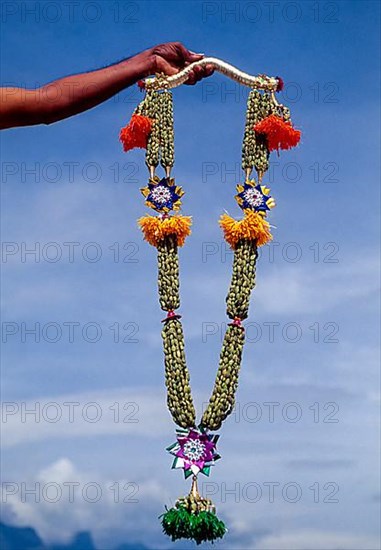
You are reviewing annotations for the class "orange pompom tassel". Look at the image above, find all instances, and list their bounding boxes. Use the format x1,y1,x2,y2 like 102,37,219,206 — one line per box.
254,114,301,151
219,210,272,248
119,114,153,152
138,215,192,247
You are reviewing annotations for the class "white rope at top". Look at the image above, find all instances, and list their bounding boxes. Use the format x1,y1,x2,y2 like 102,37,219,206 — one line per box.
144,57,280,92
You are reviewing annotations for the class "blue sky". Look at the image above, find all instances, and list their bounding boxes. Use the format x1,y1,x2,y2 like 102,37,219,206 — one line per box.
1,0,380,548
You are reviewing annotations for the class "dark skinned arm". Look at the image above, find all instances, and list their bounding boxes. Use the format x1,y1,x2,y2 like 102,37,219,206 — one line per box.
0,42,214,130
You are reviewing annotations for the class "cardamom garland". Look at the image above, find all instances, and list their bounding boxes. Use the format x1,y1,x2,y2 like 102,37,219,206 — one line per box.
226,238,258,320
144,90,161,169
201,238,257,431
157,233,196,428
242,90,275,175
143,90,259,432
162,316,196,428
123,68,300,546
159,91,175,169
201,323,245,431
158,235,257,432
137,90,175,170
157,234,180,311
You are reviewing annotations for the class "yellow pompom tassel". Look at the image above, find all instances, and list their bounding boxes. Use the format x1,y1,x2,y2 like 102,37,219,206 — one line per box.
138,215,192,247
219,210,272,248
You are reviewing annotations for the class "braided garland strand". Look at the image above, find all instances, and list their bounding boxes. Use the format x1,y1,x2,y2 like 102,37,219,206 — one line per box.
201,238,257,430
226,238,258,321
144,90,161,169
157,234,180,311
157,233,196,428
242,90,274,176
162,316,196,428
159,91,175,169
201,323,245,431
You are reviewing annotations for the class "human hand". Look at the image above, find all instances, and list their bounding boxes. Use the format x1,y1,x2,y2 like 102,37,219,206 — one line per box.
145,42,214,85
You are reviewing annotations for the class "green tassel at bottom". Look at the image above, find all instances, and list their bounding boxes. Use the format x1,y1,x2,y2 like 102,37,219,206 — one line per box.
160,505,227,545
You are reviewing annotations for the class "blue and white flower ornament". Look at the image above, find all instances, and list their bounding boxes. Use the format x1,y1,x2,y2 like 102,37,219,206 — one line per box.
235,179,275,214
140,176,184,213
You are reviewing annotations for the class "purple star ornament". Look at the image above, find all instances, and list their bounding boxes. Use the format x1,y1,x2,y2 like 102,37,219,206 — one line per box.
166,427,221,479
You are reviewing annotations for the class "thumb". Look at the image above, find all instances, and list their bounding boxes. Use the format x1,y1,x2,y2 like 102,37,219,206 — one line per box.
187,51,205,63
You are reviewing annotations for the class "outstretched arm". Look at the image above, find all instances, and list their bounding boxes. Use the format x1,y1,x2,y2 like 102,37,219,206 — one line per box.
0,42,213,130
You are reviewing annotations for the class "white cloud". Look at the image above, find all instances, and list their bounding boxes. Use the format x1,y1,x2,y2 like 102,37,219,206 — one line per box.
252,529,380,550
1,457,167,546
255,254,380,315
1,387,168,448
3,457,379,550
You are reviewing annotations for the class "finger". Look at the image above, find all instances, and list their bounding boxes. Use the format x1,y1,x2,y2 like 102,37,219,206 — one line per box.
176,43,204,63
198,64,214,81
156,57,179,76
192,65,205,82
187,51,204,62
184,70,207,85
184,67,202,85
184,69,197,85
185,65,212,85
203,64,215,78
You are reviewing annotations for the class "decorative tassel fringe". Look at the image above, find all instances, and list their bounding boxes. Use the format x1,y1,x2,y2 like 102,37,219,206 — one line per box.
219,210,272,248
254,114,301,151
160,506,226,545
119,114,153,152
138,214,192,247
160,477,226,545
